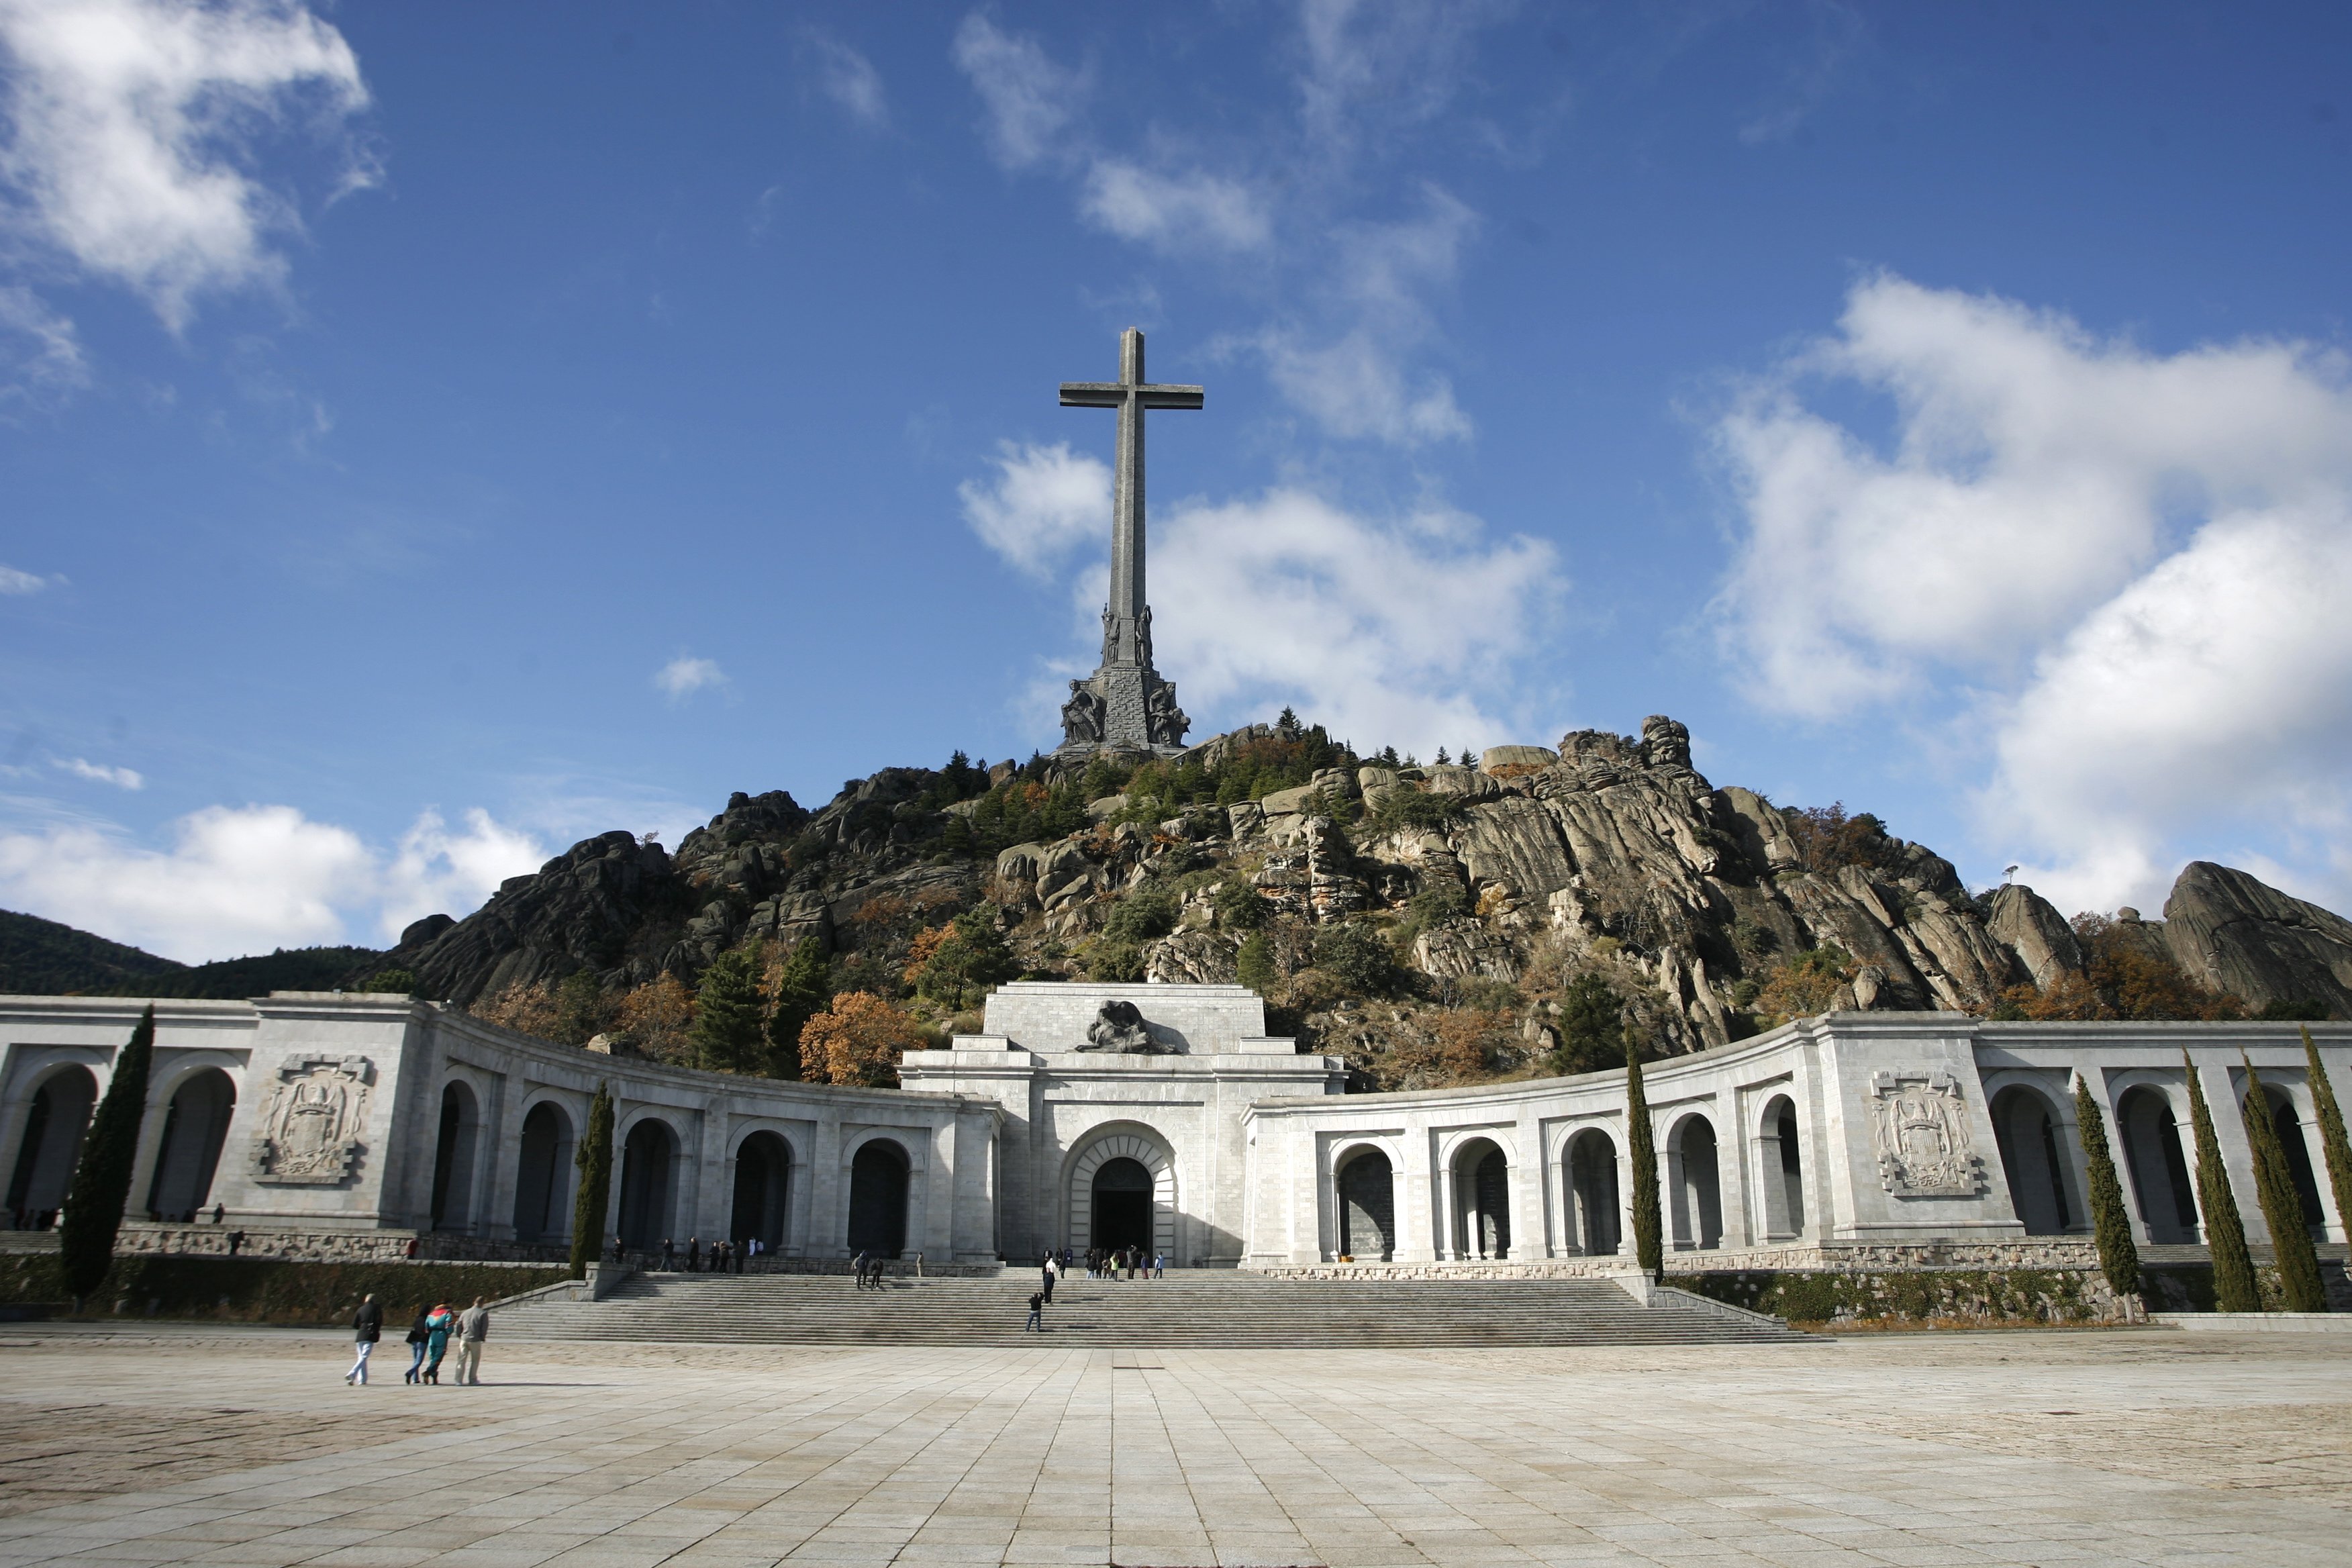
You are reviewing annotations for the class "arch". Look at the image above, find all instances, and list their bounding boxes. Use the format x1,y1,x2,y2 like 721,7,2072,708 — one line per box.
846,1138,910,1257
1091,1157,1155,1252
2259,1085,2326,1238
2117,1085,2199,1243
1990,1085,2075,1236
1450,1136,1511,1259
1334,1146,1395,1261
1758,1094,1806,1240
1667,1113,1722,1251
511,1101,575,1245
429,1079,482,1232
6,1065,97,1225
1065,1128,1179,1260
731,1129,792,1251
617,1116,679,1250
1563,1128,1620,1257
144,1068,235,1220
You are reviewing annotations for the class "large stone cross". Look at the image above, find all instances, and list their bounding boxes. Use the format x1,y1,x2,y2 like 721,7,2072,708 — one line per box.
1060,328,1202,671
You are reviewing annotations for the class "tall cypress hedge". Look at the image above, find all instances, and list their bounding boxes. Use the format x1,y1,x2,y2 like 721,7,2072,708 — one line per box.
568,1081,614,1279
2302,1026,2352,1242
2240,1053,2327,1312
2073,1075,2140,1298
1626,1036,1663,1275
2183,1050,2261,1313
58,1006,155,1310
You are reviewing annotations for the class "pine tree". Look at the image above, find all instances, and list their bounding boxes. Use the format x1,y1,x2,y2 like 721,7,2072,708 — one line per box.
689,947,767,1073
2073,1075,2141,1298
58,1006,154,1310
764,936,832,1080
2240,1053,2327,1312
568,1081,614,1279
2302,1026,2352,1246
2184,1050,2261,1312
1626,1034,1663,1275
1236,930,1276,994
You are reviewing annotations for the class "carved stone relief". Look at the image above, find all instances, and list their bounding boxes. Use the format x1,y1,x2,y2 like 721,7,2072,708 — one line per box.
1869,1068,1981,1197
252,1055,375,1185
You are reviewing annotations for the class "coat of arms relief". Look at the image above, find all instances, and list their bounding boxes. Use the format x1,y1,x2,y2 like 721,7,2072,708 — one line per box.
1869,1069,1981,1197
252,1055,374,1185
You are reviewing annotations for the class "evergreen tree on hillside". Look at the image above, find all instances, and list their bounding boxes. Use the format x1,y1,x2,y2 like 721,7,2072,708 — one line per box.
689,948,766,1073
2240,1054,2327,1312
569,1081,613,1278
764,936,831,1080
1549,974,1625,1077
1626,1034,1663,1275
2072,1075,2141,1299
2184,1051,2261,1312
59,1006,154,1309
2302,1026,2352,1246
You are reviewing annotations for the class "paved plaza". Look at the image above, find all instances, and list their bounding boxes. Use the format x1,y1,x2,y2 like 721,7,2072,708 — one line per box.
1,1325,2349,1567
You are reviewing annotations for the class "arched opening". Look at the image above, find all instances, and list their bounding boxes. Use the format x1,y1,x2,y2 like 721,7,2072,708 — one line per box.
1335,1148,1395,1261
846,1138,910,1257
428,1081,481,1232
511,1101,575,1244
144,1069,235,1220
1990,1085,2075,1236
731,1130,791,1251
1669,1115,1722,1251
6,1067,97,1226
1452,1140,1510,1259
1565,1130,1620,1257
2261,1087,2326,1238
2117,1086,2200,1243
1775,1101,1806,1236
1754,1095,1805,1242
617,1118,678,1250
1091,1156,1154,1253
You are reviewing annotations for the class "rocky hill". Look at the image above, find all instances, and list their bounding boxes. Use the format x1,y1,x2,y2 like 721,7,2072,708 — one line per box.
374,715,2351,1087
0,909,382,999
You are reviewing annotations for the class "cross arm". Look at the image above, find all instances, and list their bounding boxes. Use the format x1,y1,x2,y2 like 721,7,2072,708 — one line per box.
1059,382,1206,409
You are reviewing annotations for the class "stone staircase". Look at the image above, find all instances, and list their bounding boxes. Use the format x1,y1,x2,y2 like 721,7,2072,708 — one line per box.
495,1268,1813,1348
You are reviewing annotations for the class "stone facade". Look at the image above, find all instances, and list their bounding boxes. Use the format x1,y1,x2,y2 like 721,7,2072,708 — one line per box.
5,988,2349,1279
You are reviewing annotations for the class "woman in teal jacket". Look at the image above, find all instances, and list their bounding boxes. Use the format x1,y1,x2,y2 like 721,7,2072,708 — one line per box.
421,1302,456,1384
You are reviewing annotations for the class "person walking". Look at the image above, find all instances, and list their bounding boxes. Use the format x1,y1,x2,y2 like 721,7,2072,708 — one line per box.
454,1297,489,1385
421,1301,456,1383
402,1306,431,1383
1040,1254,1057,1306
1153,1252,1165,1279
850,1251,868,1290
1024,1288,1045,1332
345,1293,382,1385
661,1237,675,1271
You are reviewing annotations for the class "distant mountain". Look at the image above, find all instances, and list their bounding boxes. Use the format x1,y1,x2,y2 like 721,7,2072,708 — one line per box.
0,910,383,999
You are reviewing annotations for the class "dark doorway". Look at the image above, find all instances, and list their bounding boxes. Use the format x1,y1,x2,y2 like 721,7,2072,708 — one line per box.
7,1067,98,1221
1091,1156,1154,1253
618,1118,677,1249
1336,1150,1395,1260
2265,1089,2326,1237
2118,1087,2199,1242
429,1081,481,1231
511,1102,573,1244
732,1131,791,1251
846,1140,909,1257
1992,1087,2073,1235
1567,1132,1620,1256
145,1069,235,1220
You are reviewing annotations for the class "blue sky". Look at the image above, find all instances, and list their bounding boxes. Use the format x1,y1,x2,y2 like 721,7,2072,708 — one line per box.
3,1,2350,961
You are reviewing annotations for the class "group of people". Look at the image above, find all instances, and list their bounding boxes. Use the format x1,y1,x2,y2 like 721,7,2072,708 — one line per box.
344,1292,490,1386
654,1236,756,1273
1079,1245,1161,1280
850,1251,892,1289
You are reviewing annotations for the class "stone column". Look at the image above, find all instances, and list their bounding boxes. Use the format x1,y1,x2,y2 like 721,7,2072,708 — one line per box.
810,1114,844,1258
473,1069,513,1241
1511,1116,1544,1261
1433,1151,1459,1262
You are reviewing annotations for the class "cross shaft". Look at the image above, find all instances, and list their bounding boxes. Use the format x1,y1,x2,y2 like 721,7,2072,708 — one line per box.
1061,328,1202,658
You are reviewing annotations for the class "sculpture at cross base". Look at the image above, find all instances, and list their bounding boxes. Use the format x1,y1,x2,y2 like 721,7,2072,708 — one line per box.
1055,328,1200,754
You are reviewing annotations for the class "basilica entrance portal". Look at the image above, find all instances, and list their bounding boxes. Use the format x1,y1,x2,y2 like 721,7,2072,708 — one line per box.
1090,1157,1153,1252
1065,1129,1177,1261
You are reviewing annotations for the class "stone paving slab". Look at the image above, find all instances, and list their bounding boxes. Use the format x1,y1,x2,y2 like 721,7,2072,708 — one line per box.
0,1328,2347,1565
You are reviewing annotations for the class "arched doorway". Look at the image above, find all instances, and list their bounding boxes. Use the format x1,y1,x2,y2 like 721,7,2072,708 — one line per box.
1669,1115,1722,1251
429,1081,481,1231
618,1118,677,1251
511,1101,575,1244
1991,1086,2075,1236
6,1066,97,1226
1452,1139,1510,1259
846,1139,909,1257
1336,1148,1395,1261
1065,1131,1178,1260
145,1069,235,1220
731,1130,791,1251
2259,1087,2326,1239
2118,1086,2199,1243
1565,1130,1620,1256
1091,1157,1154,1252
1768,1097,1806,1238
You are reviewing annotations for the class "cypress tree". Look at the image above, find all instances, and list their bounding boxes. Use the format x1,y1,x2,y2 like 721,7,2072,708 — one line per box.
2183,1050,2261,1312
2302,1026,2352,1245
58,1006,155,1311
1626,1034,1663,1275
568,1081,614,1279
2240,1053,2327,1312
689,947,766,1073
2073,1074,2141,1299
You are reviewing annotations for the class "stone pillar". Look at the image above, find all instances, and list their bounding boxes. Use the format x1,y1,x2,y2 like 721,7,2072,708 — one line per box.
1511,1117,1544,1261
691,1101,729,1242
473,1069,513,1241
1433,1153,1459,1261
810,1115,844,1258
2194,1057,2271,1244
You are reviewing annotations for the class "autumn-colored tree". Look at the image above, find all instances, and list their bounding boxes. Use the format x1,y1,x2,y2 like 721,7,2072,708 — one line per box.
2304,1026,2352,1244
914,908,1018,1008
2183,1051,2261,1312
1994,916,2243,1022
2240,1055,2326,1312
1779,803,1897,873
1752,946,1854,1026
799,991,928,1088
901,925,952,986
616,975,696,1064
470,981,560,1038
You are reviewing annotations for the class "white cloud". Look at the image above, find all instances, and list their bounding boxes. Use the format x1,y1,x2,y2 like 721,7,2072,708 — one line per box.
654,654,726,701
0,560,51,593
956,440,1108,577
56,756,140,789
0,282,85,401
804,30,885,128
0,0,371,329
1081,160,1269,252
0,801,544,962
1261,326,1469,446
1711,273,2352,911
950,13,1083,170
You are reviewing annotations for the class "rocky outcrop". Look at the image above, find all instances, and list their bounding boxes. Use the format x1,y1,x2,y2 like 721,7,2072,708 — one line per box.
393,830,682,1006
1986,884,2081,991
2163,861,2352,1016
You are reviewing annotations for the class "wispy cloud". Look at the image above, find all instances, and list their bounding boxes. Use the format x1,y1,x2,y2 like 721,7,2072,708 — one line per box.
1080,160,1270,253
951,13,1085,170
655,654,727,701
803,29,887,128
0,561,54,594
55,756,140,789
0,283,86,404
958,440,1110,577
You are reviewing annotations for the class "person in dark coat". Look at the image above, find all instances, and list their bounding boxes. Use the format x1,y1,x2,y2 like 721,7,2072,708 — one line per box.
1024,1289,1045,1332
402,1306,431,1383
345,1293,382,1385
